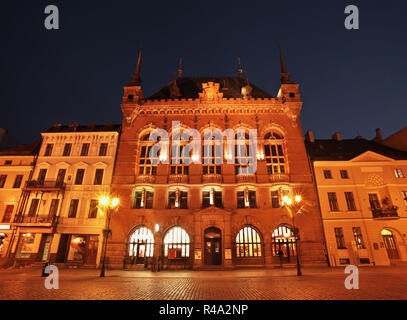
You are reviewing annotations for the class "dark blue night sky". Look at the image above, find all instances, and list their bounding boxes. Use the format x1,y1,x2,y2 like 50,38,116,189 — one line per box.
1,0,406,143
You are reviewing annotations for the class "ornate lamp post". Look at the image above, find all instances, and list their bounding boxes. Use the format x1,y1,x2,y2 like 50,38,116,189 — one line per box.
99,195,119,277
282,194,303,276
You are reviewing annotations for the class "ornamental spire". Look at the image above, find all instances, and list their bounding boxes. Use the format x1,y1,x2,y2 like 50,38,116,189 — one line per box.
129,48,142,86
278,41,294,84
237,57,243,78
177,57,183,78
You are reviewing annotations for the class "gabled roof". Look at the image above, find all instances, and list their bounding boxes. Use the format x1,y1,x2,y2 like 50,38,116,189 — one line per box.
305,138,407,161
148,76,273,100
0,140,41,156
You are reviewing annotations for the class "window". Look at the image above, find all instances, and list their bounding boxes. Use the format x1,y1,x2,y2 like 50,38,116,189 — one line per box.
99,143,108,156
129,226,154,258
402,191,407,206
0,175,7,188
4,160,12,165
81,143,90,156
94,169,104,185
340,170,349,179
334,227,346,249
237,189,256,208
13,175,23,188
49,199,60,217
138,145,157,175
68,199,79,218
202,189,222,208
235,226,262,257
88,200,98,218
264,131,285,175
170,132,191,176
323,170,332,179
271,190,280,208
235,131,255,175
37,169,47,184
168,190,188,209
56,169,66,187
63,143,72,156
75,169,85,185
134,190,154,209
368,193,380,210
394,169,405,178
345,192,356,211
353,227,365,249
203,132,222,175
163,226,190,258
328,192,339,211
2,205,14,223
28,199,40,217
170,165,189,175
272,226,297,258
44,144,53,156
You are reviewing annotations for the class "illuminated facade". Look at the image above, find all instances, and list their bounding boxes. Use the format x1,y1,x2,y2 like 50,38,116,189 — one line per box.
106,50,327,269
0,142,40,265
6,124,120,267
306,131,407,266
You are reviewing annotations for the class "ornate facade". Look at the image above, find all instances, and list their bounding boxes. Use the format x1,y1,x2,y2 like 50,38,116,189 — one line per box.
107,50,327,269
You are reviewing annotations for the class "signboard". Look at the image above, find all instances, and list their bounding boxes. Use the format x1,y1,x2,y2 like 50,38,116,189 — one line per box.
168,248,182,259
194,249,201,260
225,248,232,260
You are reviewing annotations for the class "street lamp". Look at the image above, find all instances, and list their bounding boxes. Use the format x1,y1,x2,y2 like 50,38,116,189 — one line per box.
99,195,120,277
282,194,303,276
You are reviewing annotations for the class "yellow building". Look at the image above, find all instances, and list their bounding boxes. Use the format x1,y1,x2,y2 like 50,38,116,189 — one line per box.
8,123,120,268
306,131,407,266
0,142,40,266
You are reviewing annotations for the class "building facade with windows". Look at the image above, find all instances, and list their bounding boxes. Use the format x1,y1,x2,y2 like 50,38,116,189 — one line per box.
106,50,327,269
306,131,407,266
0,142,40,265
7,123,120,267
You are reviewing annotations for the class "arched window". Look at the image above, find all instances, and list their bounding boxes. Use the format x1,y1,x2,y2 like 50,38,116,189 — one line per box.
235,131,255,175
272,226,296,258
235,226,262,257
129,226,154,262
138,132,158,176
170,131,191,176
202,131,222,175
163,226,190,258
264,131,286,175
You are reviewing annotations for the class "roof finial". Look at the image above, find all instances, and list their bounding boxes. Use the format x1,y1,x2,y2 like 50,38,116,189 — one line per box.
130,47,142,86
278,41,294,84
177,57,183,78
237,57,243,78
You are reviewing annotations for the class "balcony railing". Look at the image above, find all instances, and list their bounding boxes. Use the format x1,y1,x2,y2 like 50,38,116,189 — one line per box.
168,174,188,183
371,207,399,219
236,174,256,183
269,173,290,183
202,174,222,184
135,175,156,184
13,214,57,225
24,180,66,190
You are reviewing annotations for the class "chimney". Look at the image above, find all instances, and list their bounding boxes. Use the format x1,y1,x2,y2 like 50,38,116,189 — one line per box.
305,130,315,143
375,128,383,141
332,132,342,141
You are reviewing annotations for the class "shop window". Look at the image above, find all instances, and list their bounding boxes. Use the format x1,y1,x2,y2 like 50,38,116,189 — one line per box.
163,226,190,258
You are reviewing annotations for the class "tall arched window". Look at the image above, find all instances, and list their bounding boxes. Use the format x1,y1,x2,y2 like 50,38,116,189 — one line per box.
170,131,191,176
129,226,154,262
235,226,262,257
264,131,286,174
235,131,255,175
163,226,190,258
138,132,158,176
202,131,222,175
272,225,296,258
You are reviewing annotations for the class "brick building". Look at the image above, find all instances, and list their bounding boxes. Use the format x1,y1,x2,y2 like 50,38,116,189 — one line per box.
107,49,327,269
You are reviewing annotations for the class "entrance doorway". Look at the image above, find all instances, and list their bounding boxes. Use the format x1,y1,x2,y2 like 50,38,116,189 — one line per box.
204,227,222,265
272,226,297,263
128,226,154,264
382,229,400,260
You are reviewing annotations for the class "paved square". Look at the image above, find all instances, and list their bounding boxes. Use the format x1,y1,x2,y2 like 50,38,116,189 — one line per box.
0,266,406,300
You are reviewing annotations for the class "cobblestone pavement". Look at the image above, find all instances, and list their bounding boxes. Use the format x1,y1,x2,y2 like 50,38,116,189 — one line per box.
0,266,406,300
